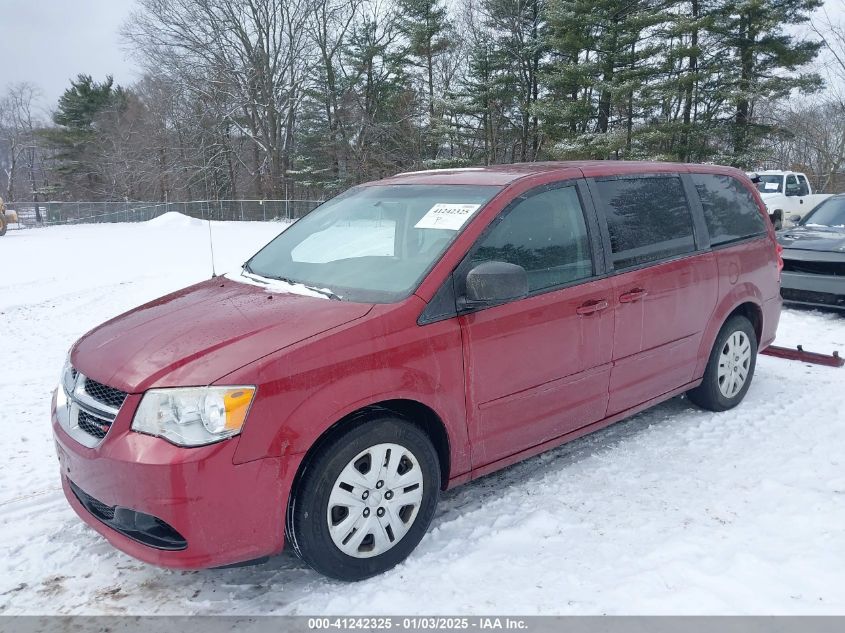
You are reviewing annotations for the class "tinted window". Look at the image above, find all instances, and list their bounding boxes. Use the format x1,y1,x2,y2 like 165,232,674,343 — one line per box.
469,185,593,292
692,174,767,246
595,177,695,270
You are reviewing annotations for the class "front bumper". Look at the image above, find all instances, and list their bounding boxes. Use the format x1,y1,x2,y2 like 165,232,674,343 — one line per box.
52,392,299,569
780,270,845,311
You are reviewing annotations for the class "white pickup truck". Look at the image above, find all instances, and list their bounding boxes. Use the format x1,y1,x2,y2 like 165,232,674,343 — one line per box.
748,170,833,229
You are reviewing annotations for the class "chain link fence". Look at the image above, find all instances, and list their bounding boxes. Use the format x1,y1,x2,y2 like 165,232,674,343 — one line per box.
8,199,323,228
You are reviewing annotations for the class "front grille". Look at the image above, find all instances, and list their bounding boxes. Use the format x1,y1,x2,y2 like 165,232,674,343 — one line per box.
781,287,845,307
60,365,128,446
782,259,845,276
77,409,111,439
84,378,128,410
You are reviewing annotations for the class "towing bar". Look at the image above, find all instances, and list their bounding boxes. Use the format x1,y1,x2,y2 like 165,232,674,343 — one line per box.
761,345,844,368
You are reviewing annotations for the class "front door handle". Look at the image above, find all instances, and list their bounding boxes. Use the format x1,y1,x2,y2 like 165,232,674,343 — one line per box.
619,288,648,303
576,299,609,315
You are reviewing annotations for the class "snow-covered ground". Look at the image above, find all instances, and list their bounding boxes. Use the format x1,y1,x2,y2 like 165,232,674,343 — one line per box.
1,216,844,615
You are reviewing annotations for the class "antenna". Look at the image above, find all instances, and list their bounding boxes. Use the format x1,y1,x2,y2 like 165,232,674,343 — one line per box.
207,214,217,278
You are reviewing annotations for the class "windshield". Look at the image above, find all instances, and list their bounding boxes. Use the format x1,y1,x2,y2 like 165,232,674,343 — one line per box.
755,175,783,193
801,197,845,228
245,184,501,303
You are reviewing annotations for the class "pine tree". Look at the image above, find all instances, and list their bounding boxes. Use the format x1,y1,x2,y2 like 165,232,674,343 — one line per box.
482,0,548,161
710,0,823,166
543,0,668,158
46,75,125,195
396,0,453,157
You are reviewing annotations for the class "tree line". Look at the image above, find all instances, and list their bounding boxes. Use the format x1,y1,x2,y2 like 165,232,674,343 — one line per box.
0,0,835,206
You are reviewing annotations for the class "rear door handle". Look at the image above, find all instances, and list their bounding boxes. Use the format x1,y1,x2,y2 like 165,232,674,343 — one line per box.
576,299,609,315
619,288,648,303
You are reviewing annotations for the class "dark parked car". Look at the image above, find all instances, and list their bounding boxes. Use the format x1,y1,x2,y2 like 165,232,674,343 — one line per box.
778,196,845,311
53,161,782,581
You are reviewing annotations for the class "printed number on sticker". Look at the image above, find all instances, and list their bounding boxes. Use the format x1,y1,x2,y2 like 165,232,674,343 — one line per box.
415,203,481,231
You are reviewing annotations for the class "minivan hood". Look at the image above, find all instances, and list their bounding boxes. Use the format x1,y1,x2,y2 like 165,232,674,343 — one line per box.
778,225,845,253
71,277,373,392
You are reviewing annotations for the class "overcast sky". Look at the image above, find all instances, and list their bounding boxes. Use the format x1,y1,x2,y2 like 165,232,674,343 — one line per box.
0,0,139,115
1,0,844,117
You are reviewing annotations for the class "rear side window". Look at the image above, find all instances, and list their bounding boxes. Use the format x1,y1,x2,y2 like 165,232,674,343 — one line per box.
594,176,695,270
469,185,593,292
692,174,766,246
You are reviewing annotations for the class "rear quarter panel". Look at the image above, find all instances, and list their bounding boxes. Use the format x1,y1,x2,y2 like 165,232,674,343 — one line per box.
692,239,781,379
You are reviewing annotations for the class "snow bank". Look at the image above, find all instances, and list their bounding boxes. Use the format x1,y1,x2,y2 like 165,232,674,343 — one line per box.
145,211,206,229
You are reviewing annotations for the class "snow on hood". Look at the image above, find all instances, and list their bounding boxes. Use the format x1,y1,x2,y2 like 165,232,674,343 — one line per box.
224,269,334,299
778,225,845,253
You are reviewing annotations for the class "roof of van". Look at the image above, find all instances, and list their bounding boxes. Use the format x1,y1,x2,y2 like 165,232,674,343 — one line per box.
370,161,748,186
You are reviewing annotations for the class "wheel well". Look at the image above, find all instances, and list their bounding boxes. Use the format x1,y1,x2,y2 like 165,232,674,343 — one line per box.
288,399,452,511
728,302,762,344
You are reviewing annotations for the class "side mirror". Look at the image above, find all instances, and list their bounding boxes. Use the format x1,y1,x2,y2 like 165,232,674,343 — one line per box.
789,214,801,223
463,261,529,306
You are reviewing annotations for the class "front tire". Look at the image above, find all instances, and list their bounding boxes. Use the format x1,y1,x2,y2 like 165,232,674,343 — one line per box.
287,415,440,581
687,315,758,412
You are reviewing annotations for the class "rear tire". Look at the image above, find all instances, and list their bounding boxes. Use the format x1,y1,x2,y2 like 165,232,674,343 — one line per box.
687,315,758,412
287,415,440,581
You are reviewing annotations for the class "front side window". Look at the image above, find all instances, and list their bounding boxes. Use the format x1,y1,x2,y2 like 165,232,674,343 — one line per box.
246,184,500,302
692,174,767,246
595,176,695,270
467,185,593,293
796,174,810,196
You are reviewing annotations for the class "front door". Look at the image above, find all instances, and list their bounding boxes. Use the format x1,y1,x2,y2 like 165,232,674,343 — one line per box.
458,182,615,468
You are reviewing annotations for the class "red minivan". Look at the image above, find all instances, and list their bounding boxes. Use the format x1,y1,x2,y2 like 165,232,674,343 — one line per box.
52,162,782,580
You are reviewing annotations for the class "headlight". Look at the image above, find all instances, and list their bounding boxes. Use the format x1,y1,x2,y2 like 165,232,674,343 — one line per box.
56,353,73,409
131,386,256,447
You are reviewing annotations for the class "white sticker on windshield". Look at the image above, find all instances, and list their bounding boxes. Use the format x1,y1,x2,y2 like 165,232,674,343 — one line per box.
415,203,481,230
764,182,779,191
